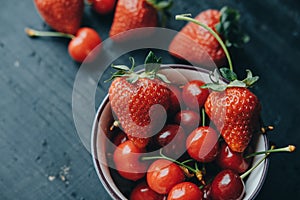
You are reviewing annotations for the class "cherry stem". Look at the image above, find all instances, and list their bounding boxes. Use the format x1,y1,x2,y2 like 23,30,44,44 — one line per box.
110,120,120,131
202,108,206,127
25,28,75,39
240,145,275,180
261,125,274,134
244,145,296,159
181,159,194,164
142,149,199,174
175,14,233,72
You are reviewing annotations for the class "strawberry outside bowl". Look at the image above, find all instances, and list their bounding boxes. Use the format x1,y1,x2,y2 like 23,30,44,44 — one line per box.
91,64,269,200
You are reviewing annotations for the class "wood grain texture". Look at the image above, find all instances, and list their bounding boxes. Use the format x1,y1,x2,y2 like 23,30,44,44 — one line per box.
0,0,300,199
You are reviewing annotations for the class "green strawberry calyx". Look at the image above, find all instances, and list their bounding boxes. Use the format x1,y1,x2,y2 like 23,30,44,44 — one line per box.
216,6,250,48
107,51,170,84
146,0,173,27
202,67,259,91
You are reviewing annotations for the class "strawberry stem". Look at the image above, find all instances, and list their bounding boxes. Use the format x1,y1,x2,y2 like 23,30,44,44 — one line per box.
25,28,75,39
240,145,275,180
244,145,296,159
175,14,233,72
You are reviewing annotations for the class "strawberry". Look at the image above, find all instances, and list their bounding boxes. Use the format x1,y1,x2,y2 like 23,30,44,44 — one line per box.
108,52,171,144
204,68,261,152
34,0,84,34
169,7,249,67
109,0,172,41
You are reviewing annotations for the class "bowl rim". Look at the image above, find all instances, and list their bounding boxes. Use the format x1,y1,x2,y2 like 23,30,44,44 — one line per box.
91,64,269,200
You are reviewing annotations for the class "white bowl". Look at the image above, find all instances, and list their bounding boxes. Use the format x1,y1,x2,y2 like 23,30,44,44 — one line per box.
91,65,269,200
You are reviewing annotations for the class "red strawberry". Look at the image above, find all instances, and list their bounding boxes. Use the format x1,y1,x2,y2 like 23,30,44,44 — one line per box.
34,0,84,34
108,52,171,144
204,69,261,152
109,0,172,41
169,7,249,67
205,87,260,152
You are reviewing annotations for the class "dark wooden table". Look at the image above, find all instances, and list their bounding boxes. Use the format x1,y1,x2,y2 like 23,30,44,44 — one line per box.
1,0,299,199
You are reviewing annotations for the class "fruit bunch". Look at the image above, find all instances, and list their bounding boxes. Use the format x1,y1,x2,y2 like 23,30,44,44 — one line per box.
27,0,173,62
104,51,295,200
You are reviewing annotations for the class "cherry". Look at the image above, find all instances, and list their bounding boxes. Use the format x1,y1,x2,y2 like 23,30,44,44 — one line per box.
167,182,204,200
210,169,245,200
130,181,165,200
174,110,200,133
202,183,212,200
210,145,297,200
113,140,148,181
216,142,250,174
186,126,219,162
182,80,209,110
25,27,102,62
155,124,186,158
112,131,127,146
147,159,185,194
168,85,183,114
143,151,207,185
127,134,150,149
106,130,127,156
68,27,102,62
89,0,116,15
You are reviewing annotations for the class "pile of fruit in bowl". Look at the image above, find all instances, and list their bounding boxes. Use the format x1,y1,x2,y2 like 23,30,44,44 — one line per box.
90,10,296,200
92,51,295,200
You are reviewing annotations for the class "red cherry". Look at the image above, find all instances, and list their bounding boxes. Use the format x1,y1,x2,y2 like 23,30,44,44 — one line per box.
68,27,102,62
113,131,127,146
174,110,200,133
127,135,150,149
91,0,116,15
202,183,212,200
216,142,250,174
155,124,186,158
186,126,219,162
113,140,148,181
147,159,185,194
182,80,209,110
211,169,245,200
168,85,183,114
106,130,127,155
25,27,101,63
167,182,204,200
130,181,165,200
